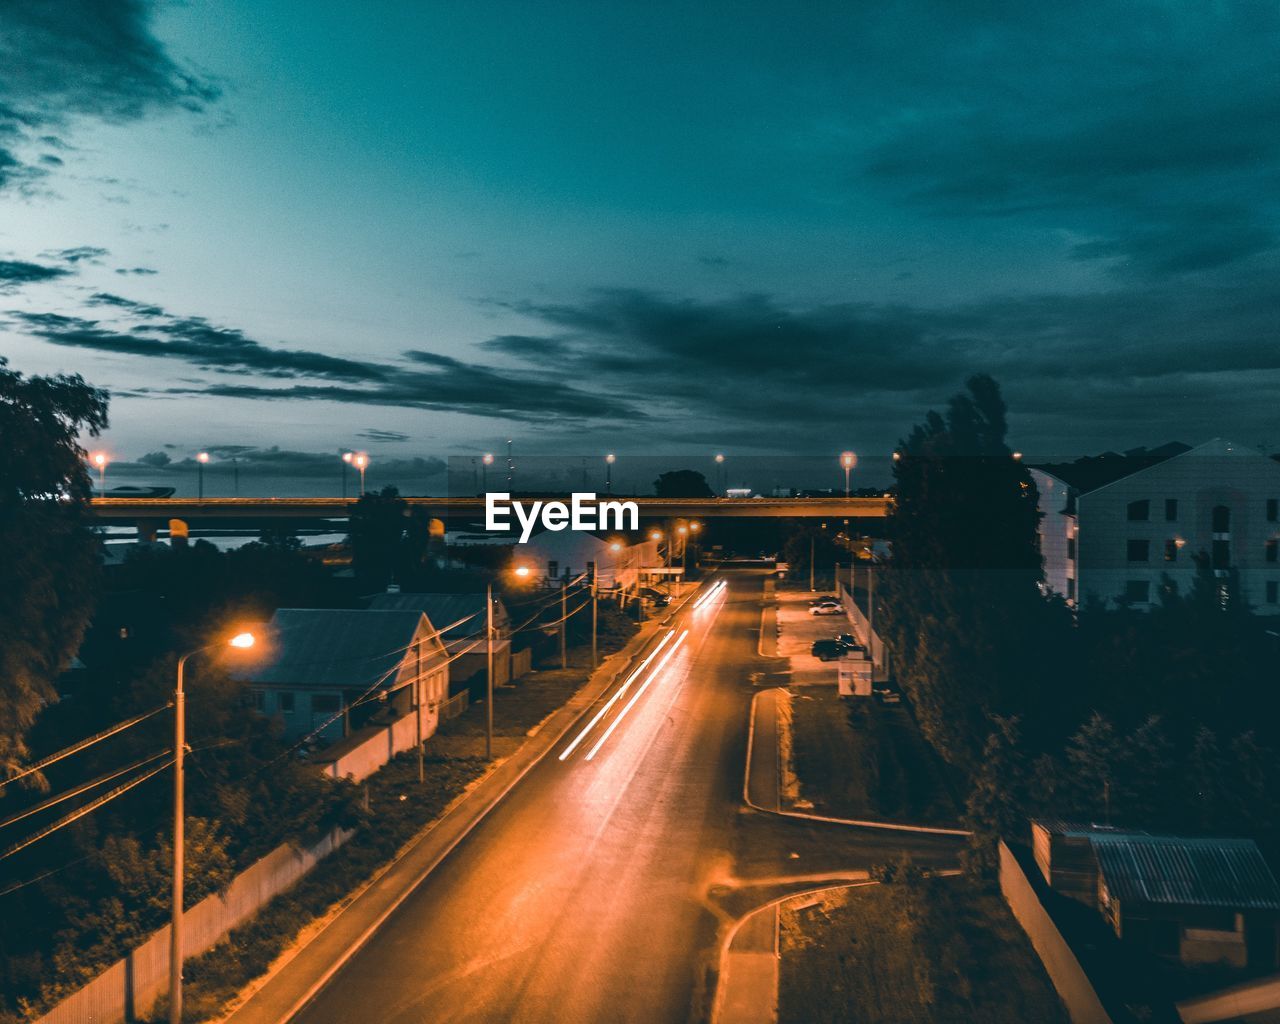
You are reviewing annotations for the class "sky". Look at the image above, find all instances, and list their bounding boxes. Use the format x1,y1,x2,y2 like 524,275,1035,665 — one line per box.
2,1,1279,494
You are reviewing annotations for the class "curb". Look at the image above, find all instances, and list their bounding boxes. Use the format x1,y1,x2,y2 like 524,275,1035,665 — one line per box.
245,578,714,1023
743,688,971,838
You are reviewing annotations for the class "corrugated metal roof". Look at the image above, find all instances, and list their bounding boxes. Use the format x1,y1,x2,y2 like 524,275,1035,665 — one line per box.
1032,819,1147,838
230,608,433,689
368,592,503,639
1091,834,1280,910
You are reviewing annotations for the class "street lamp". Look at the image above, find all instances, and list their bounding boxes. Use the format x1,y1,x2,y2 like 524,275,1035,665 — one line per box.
196,452,209,500
605,453,616,495
353,452,368,495
482,452,494,492
91,451,108,493
840,451,857,499
171,630,256,1024
714,453,726,495
341,451,353,499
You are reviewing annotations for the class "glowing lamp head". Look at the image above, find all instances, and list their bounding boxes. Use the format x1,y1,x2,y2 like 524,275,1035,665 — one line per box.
92,452,107,468
840,451,857,470
513,564,531,578
690,522,701,533
605,453,616,464
197,451,209,464
342,451,353,463
482,453,494,465
609,542,622,552
229,632,255,649
649,530,662,541
1012,451,1023,461
678,525,688,535
354,453,368,468
715,453,725,463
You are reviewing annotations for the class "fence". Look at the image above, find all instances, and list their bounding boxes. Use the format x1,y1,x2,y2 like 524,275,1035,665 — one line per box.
35,827,351,1024
999,841,1113,1024
510,647,533,679
838,581,890,682
439,690,469,722
317,708,425,784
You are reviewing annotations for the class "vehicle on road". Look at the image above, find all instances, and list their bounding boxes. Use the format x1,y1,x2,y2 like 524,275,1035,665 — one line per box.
809,600,843,616
810,638,849,661
640,587,671,607
96,485,178,499
835,633,864,651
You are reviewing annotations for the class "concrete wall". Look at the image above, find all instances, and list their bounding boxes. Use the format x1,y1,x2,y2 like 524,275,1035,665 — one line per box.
35,827,350,1024
838,580,889,682
511,647,533,679
318,707,426,783
999,841,1113,1024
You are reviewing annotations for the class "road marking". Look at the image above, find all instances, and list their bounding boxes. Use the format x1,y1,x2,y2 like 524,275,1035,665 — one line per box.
585,629,689,761
557,629,675,761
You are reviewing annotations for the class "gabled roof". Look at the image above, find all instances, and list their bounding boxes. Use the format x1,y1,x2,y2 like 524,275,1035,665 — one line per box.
1091,834,1280,910
368,592,506,639
231,608,435,689
1032,442,1191,494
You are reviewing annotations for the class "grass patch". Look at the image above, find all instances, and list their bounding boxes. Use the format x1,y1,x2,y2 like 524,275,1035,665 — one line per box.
779,875,1068,1024
787,689,961,826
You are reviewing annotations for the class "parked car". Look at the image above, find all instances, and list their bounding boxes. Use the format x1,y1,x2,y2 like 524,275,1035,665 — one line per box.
640,587,671,607
873,684,902,705
809,601,843,616
810,639,847,661
835,633,864,651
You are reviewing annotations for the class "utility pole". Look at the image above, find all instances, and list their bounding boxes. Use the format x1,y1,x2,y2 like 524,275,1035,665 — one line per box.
809,534,815,592
415,636,424,784
486,583,494,760
560,580,568,670
171,654,187,1024
591,573,598,670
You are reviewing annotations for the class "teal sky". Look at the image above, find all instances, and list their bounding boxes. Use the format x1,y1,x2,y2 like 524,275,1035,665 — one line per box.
2,1,1279,491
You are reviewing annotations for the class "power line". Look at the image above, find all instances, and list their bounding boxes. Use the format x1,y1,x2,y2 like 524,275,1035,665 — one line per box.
0,750,169,832
1,705,169,790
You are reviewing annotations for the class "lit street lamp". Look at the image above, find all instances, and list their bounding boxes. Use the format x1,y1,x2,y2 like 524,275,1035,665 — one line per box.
714,453,726,494
171,630,256,1024
840,451,857,498
605,453,616,494
482,452,494,492
91,451,108,493
353,452,368,495
341,451,353,499
196,452,209,500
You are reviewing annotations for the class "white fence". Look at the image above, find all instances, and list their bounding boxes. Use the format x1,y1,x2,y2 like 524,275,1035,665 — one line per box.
999,841,1113,1024
838,581,890,682
35,827,350,1024
317,709,426,784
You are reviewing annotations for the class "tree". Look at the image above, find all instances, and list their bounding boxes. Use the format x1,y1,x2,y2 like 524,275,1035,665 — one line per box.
653,469,714,498
0,359,109,777
348,486,409,589
961,716,1027,878
877,375,1070,769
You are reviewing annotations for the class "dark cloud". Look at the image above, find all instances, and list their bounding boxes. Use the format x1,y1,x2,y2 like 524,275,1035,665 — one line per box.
0,259,70,285
115,445,447,482
0,0,219,189
359,429,411,443
10,294,641,424
114,266,157,276
44,245,108,264
477,334,570,358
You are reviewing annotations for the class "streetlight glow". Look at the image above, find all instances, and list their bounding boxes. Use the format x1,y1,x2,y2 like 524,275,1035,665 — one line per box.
513,564,531,577
229,632,255,649
840,451,857,498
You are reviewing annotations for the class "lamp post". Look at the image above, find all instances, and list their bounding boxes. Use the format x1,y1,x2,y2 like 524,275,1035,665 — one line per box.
486,582,495,760
678,524,689,580
714,453,725,495
605,453,616,495
171,631,255,1024
840,451,857,499
353,452,368,495
341,451,353,499
482,452,493,492
91,452,108,493
196,452,209,500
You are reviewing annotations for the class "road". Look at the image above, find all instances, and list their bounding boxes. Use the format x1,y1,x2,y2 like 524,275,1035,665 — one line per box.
294,572,958,1024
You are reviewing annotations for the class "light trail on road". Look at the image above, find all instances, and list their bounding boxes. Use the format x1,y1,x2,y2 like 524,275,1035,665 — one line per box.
558,628,677,762
585,630,690,761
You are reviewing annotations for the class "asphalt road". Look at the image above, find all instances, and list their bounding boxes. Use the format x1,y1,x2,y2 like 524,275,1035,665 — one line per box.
294,572,959,1024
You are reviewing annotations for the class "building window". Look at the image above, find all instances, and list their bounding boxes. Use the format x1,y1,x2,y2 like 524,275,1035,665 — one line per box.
1127,499,1150,522
1212,538,1231,570
1164,539,1179,562
312,693,340,714
278,691,295,714
1127,539,1150,562
1267,539,1279,564
1269,499,1279,522
250,689,265,712
1212,505,1231,533
1268,581,1279,605
1066,537,1076,560
1165,498,1178,521
1124,580,1151,603
547,560,559,579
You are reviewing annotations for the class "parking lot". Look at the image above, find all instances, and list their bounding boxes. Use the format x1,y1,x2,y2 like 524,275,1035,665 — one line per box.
772,589,861,686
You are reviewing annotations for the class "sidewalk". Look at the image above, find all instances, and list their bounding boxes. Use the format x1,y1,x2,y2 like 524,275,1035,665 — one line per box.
221,600,693,1024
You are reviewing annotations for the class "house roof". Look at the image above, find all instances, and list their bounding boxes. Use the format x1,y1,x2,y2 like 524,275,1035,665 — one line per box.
1032,442,1192,494
1032,819,1148,839
231,608,434,689
1091,834,1280,910
368,592,505,639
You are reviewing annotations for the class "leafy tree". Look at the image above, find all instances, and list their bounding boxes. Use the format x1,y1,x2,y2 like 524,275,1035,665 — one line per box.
782,523,844,587
0,359,109,777
961,716,1027,878
348,486,409,588
878,374,1070,769
653,469,714,498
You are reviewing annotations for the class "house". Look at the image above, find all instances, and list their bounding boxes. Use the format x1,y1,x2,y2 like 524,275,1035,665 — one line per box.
231,608,449,742
1031,439,1280,611
516,531,662,597
1032,820,1280,970
368,591,513,692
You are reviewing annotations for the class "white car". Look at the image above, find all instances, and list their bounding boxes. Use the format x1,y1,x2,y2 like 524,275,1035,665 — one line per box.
809,601,843,616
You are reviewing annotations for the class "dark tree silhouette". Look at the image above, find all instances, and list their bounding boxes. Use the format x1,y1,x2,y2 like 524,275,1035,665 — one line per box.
653,470,714,498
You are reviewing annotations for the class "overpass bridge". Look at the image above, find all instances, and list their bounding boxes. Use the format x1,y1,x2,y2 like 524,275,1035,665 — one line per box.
90,495,890,527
